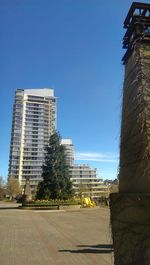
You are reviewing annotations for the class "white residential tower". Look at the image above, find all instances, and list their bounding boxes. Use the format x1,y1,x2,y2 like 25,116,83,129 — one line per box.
8,88,56,191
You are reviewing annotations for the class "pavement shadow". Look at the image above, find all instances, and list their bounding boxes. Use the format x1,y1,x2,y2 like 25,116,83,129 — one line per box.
59,244,113,254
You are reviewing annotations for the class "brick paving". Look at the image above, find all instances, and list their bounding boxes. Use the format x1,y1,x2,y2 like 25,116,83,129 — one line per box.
0,203,114,265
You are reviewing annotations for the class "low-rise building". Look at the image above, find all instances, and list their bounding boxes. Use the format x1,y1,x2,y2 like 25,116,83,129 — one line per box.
69,164,109,199
61,139,108,199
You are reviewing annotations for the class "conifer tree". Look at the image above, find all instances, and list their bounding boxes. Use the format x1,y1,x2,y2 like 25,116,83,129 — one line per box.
36,131,74,200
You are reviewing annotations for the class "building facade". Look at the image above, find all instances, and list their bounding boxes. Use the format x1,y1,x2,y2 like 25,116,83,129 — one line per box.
61,139,74,166
61,139,108,199
8,88,56,191
69,164,108,199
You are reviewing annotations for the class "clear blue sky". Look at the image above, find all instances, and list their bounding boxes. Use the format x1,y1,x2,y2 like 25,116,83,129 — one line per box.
0,0,146,180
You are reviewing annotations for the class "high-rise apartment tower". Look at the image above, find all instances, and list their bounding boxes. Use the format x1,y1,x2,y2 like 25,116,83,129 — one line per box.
8,88,56,191
61,139,74,166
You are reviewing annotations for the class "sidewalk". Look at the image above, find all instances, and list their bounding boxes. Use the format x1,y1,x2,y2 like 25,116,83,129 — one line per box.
0,206,113,265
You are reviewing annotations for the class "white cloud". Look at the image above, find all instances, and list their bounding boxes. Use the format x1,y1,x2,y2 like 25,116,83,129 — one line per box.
75,152,118,163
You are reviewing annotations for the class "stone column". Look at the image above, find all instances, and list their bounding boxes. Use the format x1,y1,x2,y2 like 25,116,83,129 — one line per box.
110,3,150,265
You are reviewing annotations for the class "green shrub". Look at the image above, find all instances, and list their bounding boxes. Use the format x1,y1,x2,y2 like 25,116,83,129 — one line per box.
22,199,81,207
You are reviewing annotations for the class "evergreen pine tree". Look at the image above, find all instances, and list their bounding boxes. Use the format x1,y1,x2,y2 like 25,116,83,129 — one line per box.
36,131,74,200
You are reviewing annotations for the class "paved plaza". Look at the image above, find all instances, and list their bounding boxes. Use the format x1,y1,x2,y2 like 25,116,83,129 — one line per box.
0,203,114,265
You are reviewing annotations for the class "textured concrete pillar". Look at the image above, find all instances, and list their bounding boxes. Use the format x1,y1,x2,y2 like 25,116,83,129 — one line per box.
119,44,150,193
110,3,150,265
110,193,150,265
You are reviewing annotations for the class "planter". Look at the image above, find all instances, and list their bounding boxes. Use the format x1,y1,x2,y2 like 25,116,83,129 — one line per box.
59,204,81,210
